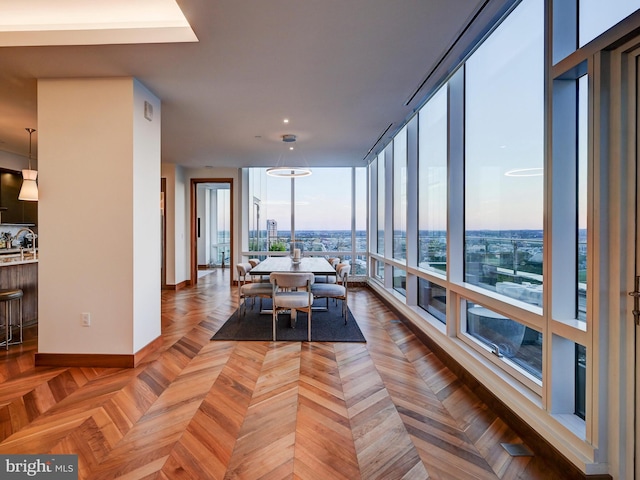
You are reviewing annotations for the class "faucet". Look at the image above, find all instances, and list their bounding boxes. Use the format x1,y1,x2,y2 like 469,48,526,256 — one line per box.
13,227,37,258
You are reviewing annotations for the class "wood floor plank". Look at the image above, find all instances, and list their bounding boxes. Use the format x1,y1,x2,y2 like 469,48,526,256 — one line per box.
0,270,569,479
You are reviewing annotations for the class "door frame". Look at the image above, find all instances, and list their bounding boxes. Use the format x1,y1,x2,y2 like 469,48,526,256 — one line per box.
190,178,234,287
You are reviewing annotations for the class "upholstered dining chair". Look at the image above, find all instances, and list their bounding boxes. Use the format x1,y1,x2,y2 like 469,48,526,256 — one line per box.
314,257,340,284
236,263,272,316
270,272,315,341
311,263,350,321
247,258,268,283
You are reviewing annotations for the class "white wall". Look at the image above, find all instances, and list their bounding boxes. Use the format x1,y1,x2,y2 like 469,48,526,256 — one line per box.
38,77,160,355
0,150,30,172
132,79,161,352
161,167,239,287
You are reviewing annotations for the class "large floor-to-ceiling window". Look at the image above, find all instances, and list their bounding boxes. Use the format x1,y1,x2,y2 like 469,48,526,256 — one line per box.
366,0,640,476
244,167,367,275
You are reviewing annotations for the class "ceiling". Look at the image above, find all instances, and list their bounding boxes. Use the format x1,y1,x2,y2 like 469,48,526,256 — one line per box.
0,0,493,169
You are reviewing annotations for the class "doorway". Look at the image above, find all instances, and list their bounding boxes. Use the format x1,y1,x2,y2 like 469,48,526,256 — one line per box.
190,178,233,287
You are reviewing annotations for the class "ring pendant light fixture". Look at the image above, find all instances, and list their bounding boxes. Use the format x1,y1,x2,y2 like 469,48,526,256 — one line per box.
266,134,312,178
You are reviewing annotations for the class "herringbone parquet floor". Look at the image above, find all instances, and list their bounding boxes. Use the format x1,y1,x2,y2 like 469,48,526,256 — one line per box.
0,269,565,479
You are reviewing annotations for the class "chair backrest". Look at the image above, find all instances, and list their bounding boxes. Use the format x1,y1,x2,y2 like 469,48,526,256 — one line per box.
270,272,315,289
236,263,252,282
248,258,260,268
328,257,340,268
336,263,350,284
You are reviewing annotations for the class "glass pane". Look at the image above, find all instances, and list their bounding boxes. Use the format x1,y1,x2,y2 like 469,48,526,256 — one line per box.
418,86,448,274
294,168,352,253
579,0,640,47
393,127,407,261
577,75,588,321
393,267,406,296
248,168,291,252
342,254,367,276
216,188,230,266
464,0,544,307
418,278,446,324
466,302,542,379
377,152,385,254
355,167,367,276
575,343,586,419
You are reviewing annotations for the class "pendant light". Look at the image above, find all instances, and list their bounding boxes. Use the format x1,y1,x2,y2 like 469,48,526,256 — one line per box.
18,128,38,201
266,134,312,178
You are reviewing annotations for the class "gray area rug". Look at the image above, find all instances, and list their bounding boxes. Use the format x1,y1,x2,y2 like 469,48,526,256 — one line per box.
211,298,366,342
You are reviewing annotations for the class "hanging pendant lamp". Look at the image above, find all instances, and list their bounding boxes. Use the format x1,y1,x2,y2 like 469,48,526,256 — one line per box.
18,128,38,201
266,134,312,178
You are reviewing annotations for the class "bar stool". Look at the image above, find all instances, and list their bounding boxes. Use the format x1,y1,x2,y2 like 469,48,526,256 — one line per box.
0,289,23,350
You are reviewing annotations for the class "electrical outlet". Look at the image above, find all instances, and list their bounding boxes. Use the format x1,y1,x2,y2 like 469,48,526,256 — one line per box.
81,312,91,326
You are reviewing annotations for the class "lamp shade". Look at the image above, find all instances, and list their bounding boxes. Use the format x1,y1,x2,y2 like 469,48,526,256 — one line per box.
19,169,38,201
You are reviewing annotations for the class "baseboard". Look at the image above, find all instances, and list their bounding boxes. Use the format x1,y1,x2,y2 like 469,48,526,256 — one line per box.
35,335,163,369
163,279,190,291
368,285,612,480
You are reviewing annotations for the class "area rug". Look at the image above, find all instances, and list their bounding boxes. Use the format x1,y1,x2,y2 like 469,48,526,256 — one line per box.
211,298,366,342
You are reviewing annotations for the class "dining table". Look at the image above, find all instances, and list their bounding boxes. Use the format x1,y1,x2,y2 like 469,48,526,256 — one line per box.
248,256,336,276
249,256,336,324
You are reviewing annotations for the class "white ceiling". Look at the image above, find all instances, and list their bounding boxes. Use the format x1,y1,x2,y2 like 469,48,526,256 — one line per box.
0,0,495,169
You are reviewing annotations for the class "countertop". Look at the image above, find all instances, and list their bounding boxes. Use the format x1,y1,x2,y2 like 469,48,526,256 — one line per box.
0,250,38,266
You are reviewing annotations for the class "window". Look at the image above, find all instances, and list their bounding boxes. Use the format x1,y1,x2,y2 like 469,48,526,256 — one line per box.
248,168,291,252
377,152,385,255
393,127,407,261
393,267,406,296
418,278,446,324
418,86,448,275
464,0,544,307
579,0,640,47
245,167,365,273
466,302,542,380
577,75,588,321
295,168,352,252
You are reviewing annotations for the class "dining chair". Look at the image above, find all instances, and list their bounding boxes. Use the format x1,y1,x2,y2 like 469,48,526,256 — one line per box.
270,272,315,341
311,263,350,321
314,257,340,284
236,263,272,316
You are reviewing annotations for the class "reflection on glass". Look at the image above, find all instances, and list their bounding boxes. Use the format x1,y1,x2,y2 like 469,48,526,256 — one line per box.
577,75,588,322
418,278,446,324
377,153,385,254
464,0,544,307
418,86,448,274
248,168,291,252
579,0,640,47
394,127,407,260
393,268,406,296
466,302,542,379
374,259,384,280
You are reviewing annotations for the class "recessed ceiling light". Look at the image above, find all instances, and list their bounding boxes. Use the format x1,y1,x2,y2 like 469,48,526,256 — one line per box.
289,146,294,150
283,118,289,123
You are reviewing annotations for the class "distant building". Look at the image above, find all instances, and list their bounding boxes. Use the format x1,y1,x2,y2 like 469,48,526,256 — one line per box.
267,219,278,248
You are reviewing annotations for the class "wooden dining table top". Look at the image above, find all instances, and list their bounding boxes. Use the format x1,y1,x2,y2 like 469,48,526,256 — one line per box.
249,256,336,276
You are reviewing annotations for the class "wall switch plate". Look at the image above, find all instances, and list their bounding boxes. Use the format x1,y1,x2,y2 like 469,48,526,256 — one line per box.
81,312,91,326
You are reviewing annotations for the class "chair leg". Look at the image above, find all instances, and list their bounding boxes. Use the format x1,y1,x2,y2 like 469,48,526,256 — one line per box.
273,310,277,341
343,299,347,324
17,297,22,344
3,301,8,350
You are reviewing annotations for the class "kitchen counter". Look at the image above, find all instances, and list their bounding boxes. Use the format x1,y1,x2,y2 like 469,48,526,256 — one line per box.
0,250,38,266
0,254,37,327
